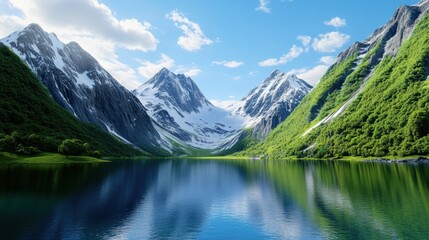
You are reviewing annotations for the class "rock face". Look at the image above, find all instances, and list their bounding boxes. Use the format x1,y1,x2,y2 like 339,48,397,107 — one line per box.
230,70,312,139
133,68,244,153
337,0,429,68
1,24,163,152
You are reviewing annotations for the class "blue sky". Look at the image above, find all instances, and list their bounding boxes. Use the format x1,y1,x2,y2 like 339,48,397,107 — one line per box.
0,0,418,105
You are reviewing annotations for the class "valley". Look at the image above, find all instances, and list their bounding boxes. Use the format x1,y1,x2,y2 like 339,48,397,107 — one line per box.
0,0,428,160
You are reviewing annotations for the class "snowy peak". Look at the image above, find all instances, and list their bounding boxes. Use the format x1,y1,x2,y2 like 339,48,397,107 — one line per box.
136,67,211,113
338,0,429,64
240,70,312,118
231,70,312,139
1,23,116,89
134,68,244,152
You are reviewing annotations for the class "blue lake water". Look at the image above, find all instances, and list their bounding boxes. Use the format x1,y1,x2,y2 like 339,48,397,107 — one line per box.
0,159,428,239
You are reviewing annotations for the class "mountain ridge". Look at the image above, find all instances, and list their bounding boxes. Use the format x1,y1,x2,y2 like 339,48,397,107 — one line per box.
229,70,312,139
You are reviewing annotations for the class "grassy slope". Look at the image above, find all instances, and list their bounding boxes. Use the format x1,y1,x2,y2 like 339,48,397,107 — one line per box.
0,152,108,164
0,44,141,157
242,13,429,159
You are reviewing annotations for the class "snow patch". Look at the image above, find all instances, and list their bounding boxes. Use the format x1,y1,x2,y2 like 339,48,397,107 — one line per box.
75,71,95,88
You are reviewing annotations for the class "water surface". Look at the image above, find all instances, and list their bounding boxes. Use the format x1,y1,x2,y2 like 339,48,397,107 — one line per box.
0,159,428,239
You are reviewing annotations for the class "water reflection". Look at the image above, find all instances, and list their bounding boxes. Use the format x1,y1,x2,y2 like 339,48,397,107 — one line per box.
0,159,428,239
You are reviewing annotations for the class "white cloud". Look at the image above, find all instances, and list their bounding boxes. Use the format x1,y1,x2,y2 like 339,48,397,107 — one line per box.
0,14,27,37
176,66,201,77
297,35,311,46
137,54,175,79
324,17,347,28
212,60,244,68
312,31,350,53
256,0,271,13
296,65,329,86
8,0,158,51
259,45,304,67
166,10,213,52
320,56,336,65
289,56,337,86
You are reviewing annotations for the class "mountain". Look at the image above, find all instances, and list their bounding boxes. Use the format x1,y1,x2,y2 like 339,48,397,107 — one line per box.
0,24,163,153
0,43,140,156
244,0,429,158
229,70,312,140
133,68,244,154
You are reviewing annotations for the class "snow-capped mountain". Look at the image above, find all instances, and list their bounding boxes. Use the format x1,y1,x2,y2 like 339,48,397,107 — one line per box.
0,24,313,155
230,70,312,139
1,24,163,152
133,68,245,153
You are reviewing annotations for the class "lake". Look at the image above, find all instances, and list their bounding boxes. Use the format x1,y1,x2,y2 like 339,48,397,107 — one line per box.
0,159,428,239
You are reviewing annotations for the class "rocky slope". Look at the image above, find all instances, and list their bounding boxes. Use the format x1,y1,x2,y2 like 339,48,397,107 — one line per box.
229,70,312,140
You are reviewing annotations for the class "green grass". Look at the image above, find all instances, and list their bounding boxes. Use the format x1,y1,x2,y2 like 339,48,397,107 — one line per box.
0,152,109,164
180,155,251,160
339,155,429,162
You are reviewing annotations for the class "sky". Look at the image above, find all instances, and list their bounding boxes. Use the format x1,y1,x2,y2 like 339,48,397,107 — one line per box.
0,0,418,107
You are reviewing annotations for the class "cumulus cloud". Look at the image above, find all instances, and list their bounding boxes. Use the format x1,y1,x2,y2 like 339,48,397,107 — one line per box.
320,56,336,65
256,0,271,13
324,17,347,28
212,60,244,68
259,45,304,67
8,0,158,51
0,14,27,37
0,0,161,90
290,55,338,86
137,54,175,79
166,10,213,52
312,31,350,53
297,35,311,47
289,55,339,86
176,67,201,77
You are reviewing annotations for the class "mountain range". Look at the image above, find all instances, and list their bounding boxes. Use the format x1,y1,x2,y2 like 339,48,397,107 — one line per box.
1,0,428,158
0,25,310,155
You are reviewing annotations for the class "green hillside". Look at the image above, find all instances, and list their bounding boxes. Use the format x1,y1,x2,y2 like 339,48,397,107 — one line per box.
0,44,141,157
242,13,429,159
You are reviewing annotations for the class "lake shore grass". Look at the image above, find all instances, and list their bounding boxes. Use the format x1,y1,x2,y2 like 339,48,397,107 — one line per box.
338,155,429,162
179,156,251,160
0,152,109,164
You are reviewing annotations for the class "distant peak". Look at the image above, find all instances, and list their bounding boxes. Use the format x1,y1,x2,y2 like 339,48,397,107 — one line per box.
24,23,45,33
159,67,172,74
270,69,282,76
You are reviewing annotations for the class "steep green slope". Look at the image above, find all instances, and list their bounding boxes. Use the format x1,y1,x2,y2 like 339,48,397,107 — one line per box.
0,44,141,156
243,13,429,159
